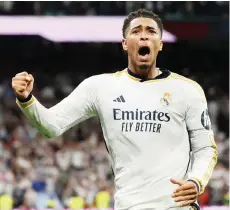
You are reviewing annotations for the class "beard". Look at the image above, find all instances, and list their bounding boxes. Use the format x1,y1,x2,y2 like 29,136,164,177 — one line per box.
138,64,150,71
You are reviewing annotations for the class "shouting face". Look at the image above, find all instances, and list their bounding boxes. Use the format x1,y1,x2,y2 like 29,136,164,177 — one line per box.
122,17,163,71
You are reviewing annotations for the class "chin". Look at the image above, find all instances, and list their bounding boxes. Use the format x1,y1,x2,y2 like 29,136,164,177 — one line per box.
138,64,150,71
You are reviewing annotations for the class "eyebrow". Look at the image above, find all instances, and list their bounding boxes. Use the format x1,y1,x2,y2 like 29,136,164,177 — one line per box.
131,25,156,31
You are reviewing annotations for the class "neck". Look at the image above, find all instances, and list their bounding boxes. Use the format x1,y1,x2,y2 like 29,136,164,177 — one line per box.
128,61,158,79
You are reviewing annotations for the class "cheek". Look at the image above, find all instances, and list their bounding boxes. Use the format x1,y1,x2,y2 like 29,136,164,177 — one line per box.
153,41,161,52
127,39,137,54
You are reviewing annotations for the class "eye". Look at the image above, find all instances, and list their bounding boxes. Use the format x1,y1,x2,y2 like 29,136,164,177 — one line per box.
132,30,139,34
149,29,156,34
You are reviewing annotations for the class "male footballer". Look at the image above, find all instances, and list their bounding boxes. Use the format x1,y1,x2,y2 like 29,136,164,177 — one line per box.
12,9,218,210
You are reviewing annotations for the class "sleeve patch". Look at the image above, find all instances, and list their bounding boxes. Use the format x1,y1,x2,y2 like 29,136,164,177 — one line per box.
201,109,211,130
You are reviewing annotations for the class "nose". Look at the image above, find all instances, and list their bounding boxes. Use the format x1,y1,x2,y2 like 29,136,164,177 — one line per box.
140,32,148,41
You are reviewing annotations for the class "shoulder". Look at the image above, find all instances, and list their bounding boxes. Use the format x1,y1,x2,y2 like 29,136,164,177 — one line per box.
170,72,206,103
84,69,126,84
80,69,126,92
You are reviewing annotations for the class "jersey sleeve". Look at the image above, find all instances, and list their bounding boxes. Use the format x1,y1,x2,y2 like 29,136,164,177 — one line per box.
185,83,218,194
16,77,98,138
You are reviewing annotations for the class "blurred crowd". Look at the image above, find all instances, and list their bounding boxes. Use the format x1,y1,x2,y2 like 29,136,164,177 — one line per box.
0,79,114,209
0,1,228,208
0,1,228,19
0,64,229,209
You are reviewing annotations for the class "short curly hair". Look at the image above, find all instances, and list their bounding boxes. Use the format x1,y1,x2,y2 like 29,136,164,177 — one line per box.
122,8,163,38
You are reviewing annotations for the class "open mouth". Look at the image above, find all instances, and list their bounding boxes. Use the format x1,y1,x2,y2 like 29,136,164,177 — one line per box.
138,46,150,56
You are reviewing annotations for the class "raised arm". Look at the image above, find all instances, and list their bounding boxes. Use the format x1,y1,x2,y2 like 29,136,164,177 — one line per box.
12,72,97,138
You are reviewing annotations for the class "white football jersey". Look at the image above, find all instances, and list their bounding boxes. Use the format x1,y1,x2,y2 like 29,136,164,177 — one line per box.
16,68,218,210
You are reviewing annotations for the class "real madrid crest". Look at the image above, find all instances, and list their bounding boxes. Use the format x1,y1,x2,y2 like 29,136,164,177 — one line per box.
160,92,172,106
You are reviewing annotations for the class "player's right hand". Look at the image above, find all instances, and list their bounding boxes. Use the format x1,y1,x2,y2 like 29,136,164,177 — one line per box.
12,71,34,100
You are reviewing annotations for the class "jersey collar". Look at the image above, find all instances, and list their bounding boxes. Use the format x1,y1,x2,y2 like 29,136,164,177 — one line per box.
127,68,171,82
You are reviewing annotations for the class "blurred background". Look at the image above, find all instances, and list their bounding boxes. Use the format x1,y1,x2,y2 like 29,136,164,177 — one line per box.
0,1,228,210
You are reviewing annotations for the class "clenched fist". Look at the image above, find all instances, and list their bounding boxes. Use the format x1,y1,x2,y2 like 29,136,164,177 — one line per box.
12,71,34,100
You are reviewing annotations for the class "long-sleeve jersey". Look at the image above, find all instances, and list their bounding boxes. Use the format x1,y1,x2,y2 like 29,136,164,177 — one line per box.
16,68,218,210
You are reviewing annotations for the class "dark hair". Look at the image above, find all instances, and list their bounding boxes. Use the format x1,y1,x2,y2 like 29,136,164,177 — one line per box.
122,8,163,38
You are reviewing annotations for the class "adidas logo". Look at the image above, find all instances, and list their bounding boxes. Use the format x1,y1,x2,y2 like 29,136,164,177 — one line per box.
113,95,125,103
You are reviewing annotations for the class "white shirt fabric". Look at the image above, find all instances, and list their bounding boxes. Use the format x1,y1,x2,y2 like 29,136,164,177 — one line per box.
16,68,218,210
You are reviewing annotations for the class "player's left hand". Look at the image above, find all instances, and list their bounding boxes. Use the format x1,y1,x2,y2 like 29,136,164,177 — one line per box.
170,178,199,207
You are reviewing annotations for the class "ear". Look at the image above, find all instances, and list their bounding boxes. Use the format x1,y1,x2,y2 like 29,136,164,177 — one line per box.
122,38,128,51
159,39,163,51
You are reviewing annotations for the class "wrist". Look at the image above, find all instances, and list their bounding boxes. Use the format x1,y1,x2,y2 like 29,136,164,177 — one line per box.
187,179,200,193
17,94,32,103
